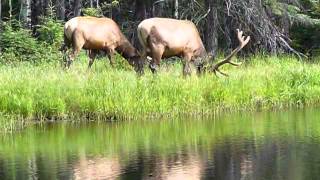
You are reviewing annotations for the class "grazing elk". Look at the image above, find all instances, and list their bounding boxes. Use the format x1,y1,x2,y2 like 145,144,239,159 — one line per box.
61,16,143,73
137,18,250,76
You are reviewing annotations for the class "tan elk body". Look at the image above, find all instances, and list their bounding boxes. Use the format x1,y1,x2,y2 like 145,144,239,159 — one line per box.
62,16,142,72
137,18,250,75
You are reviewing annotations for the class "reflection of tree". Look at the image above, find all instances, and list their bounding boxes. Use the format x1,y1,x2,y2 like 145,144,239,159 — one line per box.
202,138,243,180
0,152,40,180
200,137,300,180
120,150,152,180
73,156,121,179
149,152,203,180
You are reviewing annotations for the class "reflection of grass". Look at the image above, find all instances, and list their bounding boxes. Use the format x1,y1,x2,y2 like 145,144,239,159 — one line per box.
1,55,320,125
1,109,319,156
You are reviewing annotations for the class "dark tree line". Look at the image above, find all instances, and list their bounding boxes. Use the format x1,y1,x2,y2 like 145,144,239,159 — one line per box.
1,0,320,58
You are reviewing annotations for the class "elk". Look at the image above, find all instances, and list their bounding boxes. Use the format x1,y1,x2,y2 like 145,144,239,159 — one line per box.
137,18,250,76
61,16,143,73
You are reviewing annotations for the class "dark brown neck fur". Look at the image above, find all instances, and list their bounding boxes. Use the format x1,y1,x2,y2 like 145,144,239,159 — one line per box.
194,45,208,59
116,37,138,59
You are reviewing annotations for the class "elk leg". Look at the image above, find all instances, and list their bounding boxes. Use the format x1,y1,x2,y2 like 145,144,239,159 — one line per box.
88,50,97,69
182,53,192,76
183,62,192,76
137,50,148,73
62,48,69,68
149,45,164,74
61,34,71,68
67,47,81,68
107,48,116,67
196,64,203,76
67,31,85,68
192,57,204,75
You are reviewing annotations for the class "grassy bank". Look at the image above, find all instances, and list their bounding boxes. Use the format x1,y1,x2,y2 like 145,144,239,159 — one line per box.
0,55,320,122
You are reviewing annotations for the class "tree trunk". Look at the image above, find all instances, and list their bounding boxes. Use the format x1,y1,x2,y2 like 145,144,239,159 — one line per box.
204,0,219,58
0,0,2,24
222,13,232,53
90,0,93,8
135,0,147,20
43,0,49,15
112,4,121,22
66,0,72,19
96,0,99,8
280,11,290,37
153,0,165,17
56,0,65,20
74,0,82,17
133,0,149,47
174,0,179,18
31,0,41,26
20,0,32,28
9,0,12,21
0,0,2,53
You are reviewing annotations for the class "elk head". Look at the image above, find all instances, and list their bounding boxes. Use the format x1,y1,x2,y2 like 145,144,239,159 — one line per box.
126,51,145,75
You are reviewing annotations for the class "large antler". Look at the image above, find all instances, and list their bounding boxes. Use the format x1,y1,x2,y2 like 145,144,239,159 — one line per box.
211,29,250,76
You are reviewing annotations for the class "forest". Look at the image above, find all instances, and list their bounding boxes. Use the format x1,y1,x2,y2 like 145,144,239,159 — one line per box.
0,0,320,124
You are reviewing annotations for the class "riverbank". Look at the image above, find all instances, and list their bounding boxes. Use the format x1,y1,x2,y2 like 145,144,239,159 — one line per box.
0,55,320,126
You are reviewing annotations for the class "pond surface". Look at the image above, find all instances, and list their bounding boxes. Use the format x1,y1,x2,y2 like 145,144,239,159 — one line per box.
1,109,320,180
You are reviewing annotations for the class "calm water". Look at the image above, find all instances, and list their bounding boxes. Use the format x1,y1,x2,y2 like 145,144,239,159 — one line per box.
1,109,320,180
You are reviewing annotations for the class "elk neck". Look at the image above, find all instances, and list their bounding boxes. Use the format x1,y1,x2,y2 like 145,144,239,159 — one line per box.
195,44,208,59
116,37,139,59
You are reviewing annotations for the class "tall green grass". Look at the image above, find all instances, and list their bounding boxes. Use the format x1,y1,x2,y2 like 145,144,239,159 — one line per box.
0,55,320,122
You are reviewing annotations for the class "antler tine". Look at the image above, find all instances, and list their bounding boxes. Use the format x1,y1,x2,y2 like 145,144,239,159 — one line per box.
237,29,251,48
237,29,243,41
242,36,251,48
213,68,229,77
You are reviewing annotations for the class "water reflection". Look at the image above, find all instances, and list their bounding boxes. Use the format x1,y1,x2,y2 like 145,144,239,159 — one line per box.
73,156,121,180
147,153,203,180
0,108,320,179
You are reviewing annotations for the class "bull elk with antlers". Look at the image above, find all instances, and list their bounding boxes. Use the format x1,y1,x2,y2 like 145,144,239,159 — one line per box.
137,18,250,76
61,16,143,73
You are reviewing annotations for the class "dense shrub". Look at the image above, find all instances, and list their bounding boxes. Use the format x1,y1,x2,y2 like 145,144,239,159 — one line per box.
36,17,64,47
82,8,103,17
0,20,62,64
